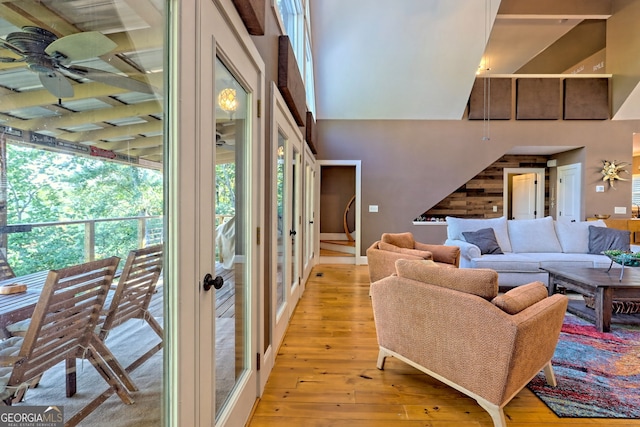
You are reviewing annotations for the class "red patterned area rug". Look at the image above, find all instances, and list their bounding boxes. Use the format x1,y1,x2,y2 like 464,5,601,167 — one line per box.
527,312,640,418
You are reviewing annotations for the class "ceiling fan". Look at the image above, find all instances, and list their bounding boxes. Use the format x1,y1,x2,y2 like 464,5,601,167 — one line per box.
0,26,155,99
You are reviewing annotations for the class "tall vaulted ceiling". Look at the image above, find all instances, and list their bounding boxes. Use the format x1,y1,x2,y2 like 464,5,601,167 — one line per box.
310,0,640,123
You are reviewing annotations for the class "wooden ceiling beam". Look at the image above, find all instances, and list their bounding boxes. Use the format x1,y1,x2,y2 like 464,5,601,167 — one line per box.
122,0,163,28
3,99,161,130
0,73,162,111
94,135,163,151
11,1,79,35
59,120,162,143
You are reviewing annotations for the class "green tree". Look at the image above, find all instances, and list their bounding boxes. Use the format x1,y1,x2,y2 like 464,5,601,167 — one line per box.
5,145,163,275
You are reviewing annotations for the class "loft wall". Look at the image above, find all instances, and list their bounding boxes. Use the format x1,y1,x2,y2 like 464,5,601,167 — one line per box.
316,118,640,255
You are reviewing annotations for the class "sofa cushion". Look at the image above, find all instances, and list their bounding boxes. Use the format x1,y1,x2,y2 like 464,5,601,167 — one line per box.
554,220,606,253
508,217,562,253
491,282,548,314
588,226,630,254
462,228,503,255
470,253,541,272
378,241,432,260
395,259,498,300
381,232,415,249
446,216,512,253
534,253,603,270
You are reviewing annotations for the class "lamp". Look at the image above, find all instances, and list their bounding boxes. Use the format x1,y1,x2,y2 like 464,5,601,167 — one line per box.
218,88,238,112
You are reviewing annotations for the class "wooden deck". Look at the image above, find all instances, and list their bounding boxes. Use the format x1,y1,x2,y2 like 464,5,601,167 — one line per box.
147,261,235,319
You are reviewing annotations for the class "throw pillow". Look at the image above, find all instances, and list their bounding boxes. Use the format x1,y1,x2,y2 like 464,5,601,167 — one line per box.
445,216,512,253
554,220,606,253
378,241,432,260
588,226,630,254
491,282,548,315
381,232,415,249
461,228,503,254
395,259,498,300
507,216,562,253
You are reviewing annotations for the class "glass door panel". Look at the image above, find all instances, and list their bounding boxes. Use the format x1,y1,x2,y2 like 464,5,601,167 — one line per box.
214,57,249,418
276,133,286,315
289,145,301,305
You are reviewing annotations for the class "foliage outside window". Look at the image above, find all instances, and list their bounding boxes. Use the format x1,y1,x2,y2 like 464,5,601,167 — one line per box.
5,145,163,275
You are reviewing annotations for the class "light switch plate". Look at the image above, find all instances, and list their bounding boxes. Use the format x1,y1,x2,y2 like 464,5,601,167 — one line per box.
615,206,627,214
369,205,378,213
596,185,605,193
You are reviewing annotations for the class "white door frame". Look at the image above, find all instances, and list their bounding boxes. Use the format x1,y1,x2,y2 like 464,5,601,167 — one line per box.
503,168,545,219
170,0,264,425
317,160,363,265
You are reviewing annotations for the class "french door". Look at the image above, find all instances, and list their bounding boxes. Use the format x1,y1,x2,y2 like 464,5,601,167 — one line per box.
171,0,264,425
302,144,317,283
270,84,303,360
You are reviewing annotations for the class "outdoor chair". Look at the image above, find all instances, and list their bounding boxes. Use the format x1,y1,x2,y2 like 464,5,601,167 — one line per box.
0,257,134,406
6,245,164,395
98,244,164,372
0,251,15,282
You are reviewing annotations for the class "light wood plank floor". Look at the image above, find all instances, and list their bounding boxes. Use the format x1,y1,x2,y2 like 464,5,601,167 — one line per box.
247,264,640,427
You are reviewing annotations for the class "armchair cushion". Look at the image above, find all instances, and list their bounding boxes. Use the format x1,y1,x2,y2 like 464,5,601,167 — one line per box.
462,228,503,255
378,241,432,260
381,232,415,249
395,259,498,300
492,281,548,314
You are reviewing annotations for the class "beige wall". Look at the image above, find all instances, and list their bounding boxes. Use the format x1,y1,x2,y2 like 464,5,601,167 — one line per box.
320,166,356,233
316,118,640,254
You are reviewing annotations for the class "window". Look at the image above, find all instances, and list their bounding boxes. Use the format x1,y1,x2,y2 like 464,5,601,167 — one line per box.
633,175,640,216
276,0,303,63
275,0,316,115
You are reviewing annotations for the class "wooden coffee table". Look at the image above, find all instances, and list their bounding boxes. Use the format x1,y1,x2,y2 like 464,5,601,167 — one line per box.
542,266,640,332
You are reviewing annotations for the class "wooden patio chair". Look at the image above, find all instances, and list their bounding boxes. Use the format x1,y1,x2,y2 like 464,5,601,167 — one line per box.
98,244,163,372
0,257,134,407
0,251,16,282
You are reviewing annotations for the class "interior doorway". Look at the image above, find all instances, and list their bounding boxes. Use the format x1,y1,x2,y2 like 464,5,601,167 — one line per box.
503,168,546,220
317,160,362,264
556,163,582,222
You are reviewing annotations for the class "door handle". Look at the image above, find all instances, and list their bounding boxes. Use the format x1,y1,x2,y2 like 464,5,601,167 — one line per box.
289,230,297,236
203,273,224,291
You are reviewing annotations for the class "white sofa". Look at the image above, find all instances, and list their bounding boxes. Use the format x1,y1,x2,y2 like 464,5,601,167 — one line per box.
444,216,629,288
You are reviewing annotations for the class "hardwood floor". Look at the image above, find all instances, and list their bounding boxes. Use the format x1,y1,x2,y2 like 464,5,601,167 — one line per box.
247,264,640,427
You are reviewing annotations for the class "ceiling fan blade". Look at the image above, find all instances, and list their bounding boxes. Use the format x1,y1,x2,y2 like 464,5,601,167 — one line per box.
0,38,25,57
0,56,22,63
65,65,156,94
39,71,74,98
45,31,117,63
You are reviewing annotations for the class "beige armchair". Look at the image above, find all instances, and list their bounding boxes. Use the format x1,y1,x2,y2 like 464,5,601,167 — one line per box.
366,232,460,283
370,259,568,427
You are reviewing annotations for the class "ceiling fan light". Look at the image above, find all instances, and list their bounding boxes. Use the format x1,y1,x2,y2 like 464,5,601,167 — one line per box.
218,88,238,112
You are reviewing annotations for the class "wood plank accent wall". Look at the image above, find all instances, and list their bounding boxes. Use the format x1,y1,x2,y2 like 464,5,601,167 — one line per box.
421,155,550,219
